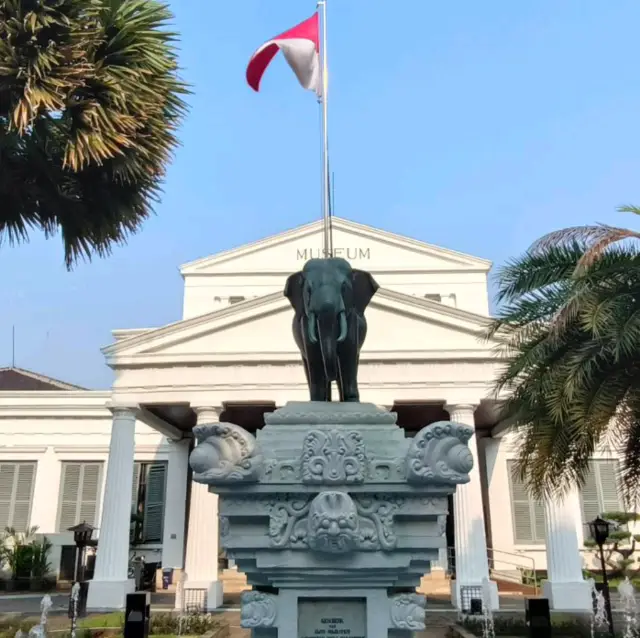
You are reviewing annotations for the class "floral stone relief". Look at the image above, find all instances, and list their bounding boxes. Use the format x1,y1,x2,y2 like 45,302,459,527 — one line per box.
189,422,264,484
301,429,367,484
405,420,474,485
389,593,426,631
240,591,277,628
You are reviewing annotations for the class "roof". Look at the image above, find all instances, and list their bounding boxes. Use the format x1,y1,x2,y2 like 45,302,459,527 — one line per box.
0,367,86,391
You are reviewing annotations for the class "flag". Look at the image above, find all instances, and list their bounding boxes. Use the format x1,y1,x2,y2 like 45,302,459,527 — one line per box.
246,13,321,95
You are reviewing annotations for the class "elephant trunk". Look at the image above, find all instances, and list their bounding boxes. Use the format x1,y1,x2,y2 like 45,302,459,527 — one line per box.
317,311,339,382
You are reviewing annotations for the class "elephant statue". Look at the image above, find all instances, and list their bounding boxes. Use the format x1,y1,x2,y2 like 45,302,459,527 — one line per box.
284,257,379,402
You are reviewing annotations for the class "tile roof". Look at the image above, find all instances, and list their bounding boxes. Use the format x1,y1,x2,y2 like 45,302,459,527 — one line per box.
0,367,85,391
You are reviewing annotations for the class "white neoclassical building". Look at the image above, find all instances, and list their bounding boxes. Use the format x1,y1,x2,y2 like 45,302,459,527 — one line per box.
0,217,624,612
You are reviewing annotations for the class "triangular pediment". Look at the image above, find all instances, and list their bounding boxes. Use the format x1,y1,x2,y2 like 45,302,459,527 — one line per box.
180,217,491,276
103,289,498,366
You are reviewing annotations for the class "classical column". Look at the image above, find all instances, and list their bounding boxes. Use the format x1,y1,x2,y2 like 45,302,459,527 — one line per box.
446,404,499,611
161,439,190,578
180,406,224,611
542,488,591,610
29,447,62,533
87,407,136,610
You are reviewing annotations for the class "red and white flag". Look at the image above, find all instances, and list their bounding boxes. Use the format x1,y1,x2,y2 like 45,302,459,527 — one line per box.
246,13,321,95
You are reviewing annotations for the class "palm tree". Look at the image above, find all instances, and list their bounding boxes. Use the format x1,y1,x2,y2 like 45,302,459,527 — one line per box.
488,208,640,503
0,0,188,268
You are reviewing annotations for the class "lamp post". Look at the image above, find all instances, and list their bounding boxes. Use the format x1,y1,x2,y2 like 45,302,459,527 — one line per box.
67,522,96,583
588,517,615,638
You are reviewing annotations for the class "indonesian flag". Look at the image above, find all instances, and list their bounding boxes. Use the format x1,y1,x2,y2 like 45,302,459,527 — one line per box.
246,13,321,95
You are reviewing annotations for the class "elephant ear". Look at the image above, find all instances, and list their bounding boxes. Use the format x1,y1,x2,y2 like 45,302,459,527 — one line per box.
284,271,305,316
352,269,379,314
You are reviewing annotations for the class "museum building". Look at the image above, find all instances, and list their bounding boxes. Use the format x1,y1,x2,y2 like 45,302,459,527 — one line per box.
0,217,623,612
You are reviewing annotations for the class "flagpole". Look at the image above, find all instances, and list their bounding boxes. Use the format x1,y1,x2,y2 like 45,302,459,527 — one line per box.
318,0,332,257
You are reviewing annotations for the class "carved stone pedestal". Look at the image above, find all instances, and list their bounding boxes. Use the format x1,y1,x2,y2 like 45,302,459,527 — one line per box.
189,402,473,638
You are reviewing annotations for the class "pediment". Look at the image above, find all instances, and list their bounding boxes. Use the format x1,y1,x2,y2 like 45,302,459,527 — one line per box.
180,217,491,276
104,289,498,365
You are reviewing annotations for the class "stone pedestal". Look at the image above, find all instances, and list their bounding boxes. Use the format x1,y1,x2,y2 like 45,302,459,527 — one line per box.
542,490,591,611
190,402,475,637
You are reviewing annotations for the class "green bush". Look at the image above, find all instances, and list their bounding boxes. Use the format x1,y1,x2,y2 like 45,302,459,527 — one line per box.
150,612,227,636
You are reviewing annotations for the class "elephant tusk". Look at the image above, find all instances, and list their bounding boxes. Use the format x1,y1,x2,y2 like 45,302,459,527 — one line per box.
308,312,318,344
337,311,348,343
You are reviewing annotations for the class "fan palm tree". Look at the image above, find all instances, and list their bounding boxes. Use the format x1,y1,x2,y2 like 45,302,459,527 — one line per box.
0,0,188,268
488,207,640,503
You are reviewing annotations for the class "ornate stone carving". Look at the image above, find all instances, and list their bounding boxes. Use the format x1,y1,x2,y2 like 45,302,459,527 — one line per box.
264,401,397,426
301,429,366,484
265,492,401,552
389,593,426,631
267,495,312,548
240,591,277,628
307,491,360,554
353,494,403,551
190,423,263,484
405,421,474,485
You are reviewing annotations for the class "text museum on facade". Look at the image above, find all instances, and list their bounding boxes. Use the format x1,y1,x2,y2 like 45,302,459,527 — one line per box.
0,217,622,611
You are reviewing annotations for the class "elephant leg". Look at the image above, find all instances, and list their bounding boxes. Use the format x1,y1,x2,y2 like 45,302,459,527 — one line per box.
307,349,330,401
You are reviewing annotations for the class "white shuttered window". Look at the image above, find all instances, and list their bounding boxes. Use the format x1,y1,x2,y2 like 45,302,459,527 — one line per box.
57,462,103,531
0,463,36,531
507,461,546,544
580,460,621,523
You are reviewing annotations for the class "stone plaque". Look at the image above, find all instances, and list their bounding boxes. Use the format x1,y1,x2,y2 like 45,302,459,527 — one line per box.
298,599,366,638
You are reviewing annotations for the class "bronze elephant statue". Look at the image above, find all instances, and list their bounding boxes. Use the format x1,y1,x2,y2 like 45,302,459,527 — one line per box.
284,258,378,402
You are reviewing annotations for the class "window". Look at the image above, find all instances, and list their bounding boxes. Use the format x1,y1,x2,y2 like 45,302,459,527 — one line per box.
424,294,442,303
57,462,103,531
0,462,36,531
507,461,546,544
130,462,167,544
580,460,622,524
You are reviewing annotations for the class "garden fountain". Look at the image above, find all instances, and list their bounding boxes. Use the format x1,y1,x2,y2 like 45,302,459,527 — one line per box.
618,577,639,638
589,578,609,638
70,582,80,638
26,594,53,638
480,577,496,638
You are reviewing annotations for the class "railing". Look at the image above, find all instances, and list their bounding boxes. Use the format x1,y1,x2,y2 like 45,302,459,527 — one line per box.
437,546,539,594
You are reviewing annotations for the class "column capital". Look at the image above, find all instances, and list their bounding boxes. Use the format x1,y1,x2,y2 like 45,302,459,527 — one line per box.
445,403,477,424
193,406,224,425
108,405,137,419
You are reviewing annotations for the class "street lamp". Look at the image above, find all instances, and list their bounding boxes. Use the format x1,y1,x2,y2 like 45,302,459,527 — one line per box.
588,517,615,638
67,521,96,583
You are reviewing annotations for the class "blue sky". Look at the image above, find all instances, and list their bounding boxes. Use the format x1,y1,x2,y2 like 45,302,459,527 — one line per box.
1,0,640,389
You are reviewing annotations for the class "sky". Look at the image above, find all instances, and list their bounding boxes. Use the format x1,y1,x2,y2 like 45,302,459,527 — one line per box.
1,0,640,389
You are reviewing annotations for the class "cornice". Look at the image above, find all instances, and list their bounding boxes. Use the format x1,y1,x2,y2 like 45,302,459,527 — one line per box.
0,446,48,454
53,444,170,454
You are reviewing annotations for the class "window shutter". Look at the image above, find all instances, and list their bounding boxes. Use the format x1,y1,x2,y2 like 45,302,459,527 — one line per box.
78,464,102,525
580,463,601,524
533,500,546,543
58,463,103,531
11,464,35,531
142,464,167,543
508,461,535,544
0,463,36,531
130,463,141,543
596,461,621,514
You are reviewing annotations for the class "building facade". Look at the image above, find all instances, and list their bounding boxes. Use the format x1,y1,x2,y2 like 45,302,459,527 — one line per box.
0,218,623,611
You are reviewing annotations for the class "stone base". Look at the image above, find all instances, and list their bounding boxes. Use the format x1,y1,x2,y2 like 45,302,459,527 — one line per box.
86,578,135,610
543,579,592,611
177,580,224,611
451,579,499,611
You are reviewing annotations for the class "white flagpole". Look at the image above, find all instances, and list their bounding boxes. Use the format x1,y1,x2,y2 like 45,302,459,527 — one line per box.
318,0,332,257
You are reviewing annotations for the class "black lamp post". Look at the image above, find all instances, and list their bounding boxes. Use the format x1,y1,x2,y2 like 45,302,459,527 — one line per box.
67,521,96,583
588,516,615,638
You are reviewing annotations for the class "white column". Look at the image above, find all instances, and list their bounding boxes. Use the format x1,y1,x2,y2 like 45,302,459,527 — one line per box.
446,404,499,611
542,488,591,610
161,439,190,571
87,407,136,610
29,447,62,533
179,406,223,611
